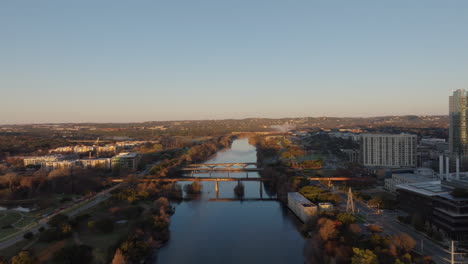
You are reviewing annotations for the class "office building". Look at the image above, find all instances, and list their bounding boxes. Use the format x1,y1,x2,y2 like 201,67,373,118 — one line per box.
111,152,140,171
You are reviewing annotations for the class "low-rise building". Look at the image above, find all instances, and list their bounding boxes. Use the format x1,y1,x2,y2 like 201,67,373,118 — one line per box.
79,158,111,169
23,154,77,167
42,160,78,170
385,168,435,193
287,192,318,223
318,202,334,211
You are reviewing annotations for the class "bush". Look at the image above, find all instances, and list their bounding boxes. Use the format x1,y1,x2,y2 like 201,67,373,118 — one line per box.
39,228,64,242
95,218,114,234
53,245,93,264
48,214,69,228
121,206,143,219
87,221,95,229
23,232,34,240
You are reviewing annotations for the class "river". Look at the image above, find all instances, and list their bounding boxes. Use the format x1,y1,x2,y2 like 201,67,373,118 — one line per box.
155,138,305,264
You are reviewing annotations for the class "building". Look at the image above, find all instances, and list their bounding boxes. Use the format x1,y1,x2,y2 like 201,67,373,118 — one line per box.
79,158,111,170
318,202,334,211
361,133,417,168
23,154,77,167
449,89,468,170
384,168,435,193
111,152,140,171
287,192,318,223
97,145,116,153
341,149,360,163
42,160,78,170
397,179,468,241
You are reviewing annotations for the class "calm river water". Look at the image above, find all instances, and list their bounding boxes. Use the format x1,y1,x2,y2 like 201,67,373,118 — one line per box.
155,138,305,264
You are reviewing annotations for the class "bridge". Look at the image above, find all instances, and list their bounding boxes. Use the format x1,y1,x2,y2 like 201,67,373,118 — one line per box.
188,162,257,168
111,177,373,183
111,176,373,199
182,162,262,175
181,167,262,173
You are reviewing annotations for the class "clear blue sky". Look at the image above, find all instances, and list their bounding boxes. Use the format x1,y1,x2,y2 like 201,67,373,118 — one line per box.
1,0,467,124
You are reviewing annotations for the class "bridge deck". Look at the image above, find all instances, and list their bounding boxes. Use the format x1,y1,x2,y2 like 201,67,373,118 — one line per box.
112,177,374,182
181,168,262,172
188,162,257,167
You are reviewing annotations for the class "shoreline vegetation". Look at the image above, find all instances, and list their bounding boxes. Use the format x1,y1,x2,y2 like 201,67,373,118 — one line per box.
0,135,236,263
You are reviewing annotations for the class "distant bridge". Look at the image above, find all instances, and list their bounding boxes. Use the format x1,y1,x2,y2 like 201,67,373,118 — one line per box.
188,163,257,168
111,177,373,183
182,162,261,174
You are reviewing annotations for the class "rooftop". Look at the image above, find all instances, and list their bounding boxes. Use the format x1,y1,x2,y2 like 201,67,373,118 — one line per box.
396,181,450,197
113,152,138,159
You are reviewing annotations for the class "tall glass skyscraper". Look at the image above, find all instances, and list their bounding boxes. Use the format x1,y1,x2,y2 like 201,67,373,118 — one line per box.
449,89,468,159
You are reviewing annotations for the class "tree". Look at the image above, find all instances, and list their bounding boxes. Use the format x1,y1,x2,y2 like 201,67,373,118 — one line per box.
111,249,127,264
184,181,202,195
53,245,93,264
119,238,150,263
391,233,416,254
351,248,378,264
234,182,245,198
10,251,37,264
337,212,356,225
318,218,337,241
48,214,69,228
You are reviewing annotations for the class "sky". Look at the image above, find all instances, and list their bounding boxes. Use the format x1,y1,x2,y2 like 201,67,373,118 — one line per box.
1,0,467,124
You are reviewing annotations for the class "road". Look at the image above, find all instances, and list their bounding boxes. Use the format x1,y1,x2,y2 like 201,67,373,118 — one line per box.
0,165,152,250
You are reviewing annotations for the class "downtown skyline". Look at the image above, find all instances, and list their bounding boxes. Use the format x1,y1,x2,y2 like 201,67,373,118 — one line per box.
1,0,467,124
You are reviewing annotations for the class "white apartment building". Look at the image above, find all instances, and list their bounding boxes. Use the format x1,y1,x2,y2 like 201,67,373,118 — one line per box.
23,154,76,167
361,133,417,168
79,158,111,169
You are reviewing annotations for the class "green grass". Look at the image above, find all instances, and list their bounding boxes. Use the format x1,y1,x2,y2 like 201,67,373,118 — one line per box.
0,211,21,227
13,217,35,229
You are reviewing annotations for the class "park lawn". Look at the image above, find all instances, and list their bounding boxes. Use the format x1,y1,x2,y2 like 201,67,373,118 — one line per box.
0,211,22,227
79,223,132,264
13,216,36,229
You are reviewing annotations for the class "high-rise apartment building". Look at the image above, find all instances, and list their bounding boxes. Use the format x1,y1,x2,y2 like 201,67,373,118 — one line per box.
361,133,417,168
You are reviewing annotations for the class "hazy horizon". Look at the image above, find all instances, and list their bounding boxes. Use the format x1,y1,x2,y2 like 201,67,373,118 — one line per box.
0,114,448,126
2,0,466,124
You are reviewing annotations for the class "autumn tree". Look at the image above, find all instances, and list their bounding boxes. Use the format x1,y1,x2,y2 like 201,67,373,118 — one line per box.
10,251,37,264
351,248,378,264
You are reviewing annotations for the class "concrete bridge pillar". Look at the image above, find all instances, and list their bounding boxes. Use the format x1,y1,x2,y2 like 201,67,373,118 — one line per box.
260,181,263,199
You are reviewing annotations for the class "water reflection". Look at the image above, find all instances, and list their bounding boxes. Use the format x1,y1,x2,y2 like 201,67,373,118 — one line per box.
155,138,305,264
